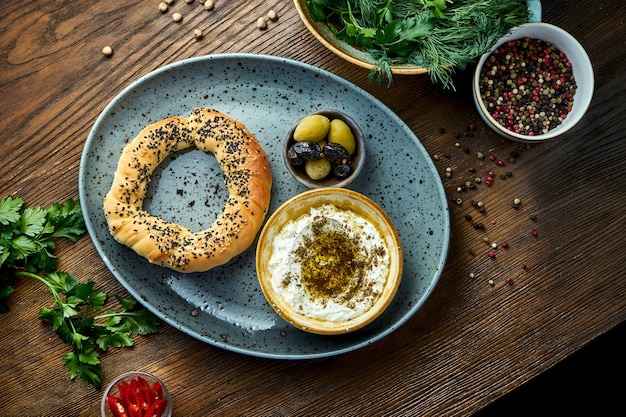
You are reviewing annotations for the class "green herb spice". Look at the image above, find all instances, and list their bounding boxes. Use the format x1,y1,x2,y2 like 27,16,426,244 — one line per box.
307,0,529,89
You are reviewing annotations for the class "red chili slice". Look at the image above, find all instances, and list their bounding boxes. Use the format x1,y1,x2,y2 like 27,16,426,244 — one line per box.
150,381,164,401
134,377,152,412
106,395,129,417
137,376,151,391
114,383,139,417
144,398,168,417
117,381,130,400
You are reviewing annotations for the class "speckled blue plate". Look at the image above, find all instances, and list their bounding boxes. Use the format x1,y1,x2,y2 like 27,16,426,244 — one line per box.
79,54,450,359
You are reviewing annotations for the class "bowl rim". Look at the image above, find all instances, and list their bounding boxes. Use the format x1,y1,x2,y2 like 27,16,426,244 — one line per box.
473,22,594,142
284,109,366,189
255,187,403,335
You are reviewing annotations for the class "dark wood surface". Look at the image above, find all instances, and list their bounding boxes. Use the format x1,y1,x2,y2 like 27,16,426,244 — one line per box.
476,321,624,416
1,1,624,416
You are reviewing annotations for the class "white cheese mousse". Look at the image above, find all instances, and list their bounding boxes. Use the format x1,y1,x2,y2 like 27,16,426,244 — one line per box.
267,204,390,323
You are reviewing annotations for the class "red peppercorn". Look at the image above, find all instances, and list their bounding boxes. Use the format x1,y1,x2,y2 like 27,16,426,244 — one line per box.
531,229,538,237
488,250,496,258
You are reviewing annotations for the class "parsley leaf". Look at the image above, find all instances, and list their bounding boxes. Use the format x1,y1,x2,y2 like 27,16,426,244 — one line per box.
19,206,48,236
63,344,103,388
0,196,23,225
46,199,86,242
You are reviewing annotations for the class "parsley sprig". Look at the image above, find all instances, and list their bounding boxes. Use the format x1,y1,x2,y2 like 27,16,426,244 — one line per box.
1,196,160,389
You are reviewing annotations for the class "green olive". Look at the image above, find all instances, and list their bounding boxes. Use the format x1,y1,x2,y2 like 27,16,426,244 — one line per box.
304,158,332,180
327,119,356,155
293,115,331,142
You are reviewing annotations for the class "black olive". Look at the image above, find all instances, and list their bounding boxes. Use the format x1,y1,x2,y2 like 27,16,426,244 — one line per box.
291,141,322,161
323,142,351,165
334,163,352,179
286,146,304,165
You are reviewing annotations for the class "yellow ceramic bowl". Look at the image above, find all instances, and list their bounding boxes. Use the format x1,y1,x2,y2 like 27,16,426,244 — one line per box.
256,188,403,335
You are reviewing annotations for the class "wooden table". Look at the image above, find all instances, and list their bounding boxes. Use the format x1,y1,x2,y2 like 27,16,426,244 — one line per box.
1,1,623,415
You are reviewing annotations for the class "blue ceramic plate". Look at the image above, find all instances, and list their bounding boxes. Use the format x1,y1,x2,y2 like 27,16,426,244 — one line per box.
79,54,450,359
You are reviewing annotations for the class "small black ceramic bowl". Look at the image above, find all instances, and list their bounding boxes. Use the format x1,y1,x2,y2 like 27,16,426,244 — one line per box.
284,109,365,188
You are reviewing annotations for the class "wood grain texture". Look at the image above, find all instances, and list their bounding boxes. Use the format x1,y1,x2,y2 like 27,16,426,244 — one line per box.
0,1,624,416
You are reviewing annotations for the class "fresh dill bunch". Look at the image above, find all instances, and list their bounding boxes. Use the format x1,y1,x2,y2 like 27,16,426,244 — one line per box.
355,0,383,27
418,3,529,89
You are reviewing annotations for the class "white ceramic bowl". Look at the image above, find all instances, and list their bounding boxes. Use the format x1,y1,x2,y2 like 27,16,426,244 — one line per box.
472,23,594,142
293,0,542,75
256,188,403,335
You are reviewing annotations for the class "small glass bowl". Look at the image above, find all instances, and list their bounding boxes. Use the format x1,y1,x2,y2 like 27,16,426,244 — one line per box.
101,371,172,417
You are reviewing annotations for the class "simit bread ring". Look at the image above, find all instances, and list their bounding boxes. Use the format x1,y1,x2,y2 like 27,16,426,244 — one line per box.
103,108,272,273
